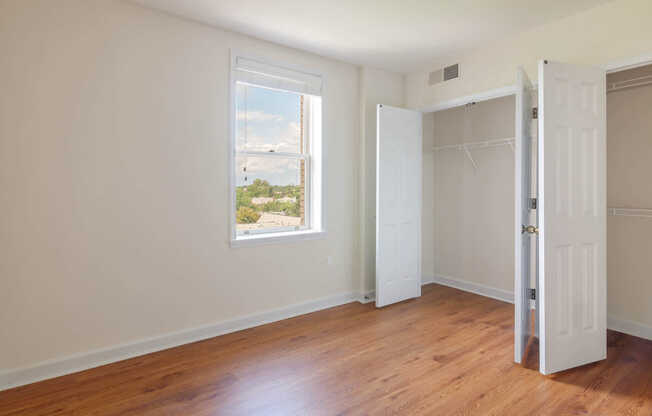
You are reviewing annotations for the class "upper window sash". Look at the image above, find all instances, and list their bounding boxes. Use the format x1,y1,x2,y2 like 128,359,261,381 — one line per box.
233,57,322,97
236,150,308,159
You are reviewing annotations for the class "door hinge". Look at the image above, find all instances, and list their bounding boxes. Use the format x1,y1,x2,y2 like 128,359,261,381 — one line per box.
529,288,536,300
532,107,538,119
529,198,537,210
521,225,539,234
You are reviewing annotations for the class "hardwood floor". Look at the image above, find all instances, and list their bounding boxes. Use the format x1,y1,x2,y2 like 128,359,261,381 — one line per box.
1,284,651,415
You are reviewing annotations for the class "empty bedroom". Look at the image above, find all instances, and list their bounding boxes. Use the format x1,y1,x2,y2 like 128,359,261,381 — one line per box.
1,0,651,414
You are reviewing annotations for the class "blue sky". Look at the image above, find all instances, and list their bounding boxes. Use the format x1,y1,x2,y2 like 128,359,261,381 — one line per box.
236,83,302,186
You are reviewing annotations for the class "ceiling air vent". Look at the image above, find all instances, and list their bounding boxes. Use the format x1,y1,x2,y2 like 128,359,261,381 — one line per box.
428,64,460,86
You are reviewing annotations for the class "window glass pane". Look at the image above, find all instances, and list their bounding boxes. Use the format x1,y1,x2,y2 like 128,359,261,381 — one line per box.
236,83,302,154
235,156,306,233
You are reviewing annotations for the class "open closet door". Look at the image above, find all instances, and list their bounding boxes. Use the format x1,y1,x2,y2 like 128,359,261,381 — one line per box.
538,60,606,374
514,67,534,364
376,105,422,307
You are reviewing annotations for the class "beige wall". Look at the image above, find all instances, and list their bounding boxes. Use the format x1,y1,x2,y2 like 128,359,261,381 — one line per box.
424,96,516,292
358,67,405,294
0,0,361,371
606,66,652,328
406,0,652,110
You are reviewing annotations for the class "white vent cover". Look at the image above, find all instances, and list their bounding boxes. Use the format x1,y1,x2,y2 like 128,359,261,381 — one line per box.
428,63,460,86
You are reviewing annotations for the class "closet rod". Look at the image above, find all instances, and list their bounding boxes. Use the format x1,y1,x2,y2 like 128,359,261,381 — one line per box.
608,207,652,218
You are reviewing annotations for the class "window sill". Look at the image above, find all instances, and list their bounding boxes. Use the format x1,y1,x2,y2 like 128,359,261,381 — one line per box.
230,229,327,248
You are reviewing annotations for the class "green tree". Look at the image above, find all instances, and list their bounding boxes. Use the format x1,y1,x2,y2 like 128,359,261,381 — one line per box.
236,187,253,210
248,179,272,197
236,206,261,224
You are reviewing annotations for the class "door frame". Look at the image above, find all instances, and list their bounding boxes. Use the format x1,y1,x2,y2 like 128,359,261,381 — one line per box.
514,68,535,364
603,52,652,73
418,85,518,113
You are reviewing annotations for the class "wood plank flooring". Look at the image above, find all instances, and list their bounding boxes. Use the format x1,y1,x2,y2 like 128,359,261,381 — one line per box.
1,284,651,415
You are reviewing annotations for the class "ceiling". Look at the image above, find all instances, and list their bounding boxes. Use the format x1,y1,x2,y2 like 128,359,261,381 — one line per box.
132,0,611,73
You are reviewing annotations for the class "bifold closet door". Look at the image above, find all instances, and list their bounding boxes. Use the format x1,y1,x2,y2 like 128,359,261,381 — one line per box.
538,60,606,374
376,105,422,307
514,67,534,364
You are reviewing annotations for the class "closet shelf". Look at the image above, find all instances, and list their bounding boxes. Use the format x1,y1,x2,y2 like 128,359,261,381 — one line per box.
608,207,652,218
607,74,652,93
432,137,515,170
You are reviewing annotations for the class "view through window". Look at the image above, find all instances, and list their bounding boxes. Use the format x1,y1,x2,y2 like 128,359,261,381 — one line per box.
235,83,308,234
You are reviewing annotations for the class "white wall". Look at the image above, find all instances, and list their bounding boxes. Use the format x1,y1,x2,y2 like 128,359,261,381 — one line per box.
0,0,361,373
358,67,405,294
405,0,652,110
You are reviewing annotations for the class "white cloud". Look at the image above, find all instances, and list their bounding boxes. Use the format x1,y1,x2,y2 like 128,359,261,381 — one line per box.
236,156,301,186
237,110,284,123
237,122,301,153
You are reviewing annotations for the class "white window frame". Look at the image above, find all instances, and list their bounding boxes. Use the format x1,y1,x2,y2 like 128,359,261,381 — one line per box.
229,52,325,247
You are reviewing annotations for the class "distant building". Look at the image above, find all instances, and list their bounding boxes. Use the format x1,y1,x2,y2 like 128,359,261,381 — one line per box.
251,197,274,205
277,196,297,203
236,212,301,231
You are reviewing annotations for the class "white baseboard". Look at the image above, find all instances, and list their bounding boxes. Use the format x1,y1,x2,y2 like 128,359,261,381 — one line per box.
427,274,514,304
358,290,375,304
0,291,360,392
607,316,652,341
427,274,652,342
421,276,436,285
359,279,433,304
4,281,650,392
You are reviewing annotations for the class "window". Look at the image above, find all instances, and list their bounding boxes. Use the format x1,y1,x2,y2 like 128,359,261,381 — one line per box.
231,56,323,245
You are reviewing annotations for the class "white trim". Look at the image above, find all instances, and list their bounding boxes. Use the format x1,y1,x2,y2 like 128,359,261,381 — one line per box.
233,56,323,96
428,274,514,304
419,85,518,113
0,289,358,392
427,275,652,342
603,52,652,73
537,59,548,375
237,151,307,159
228,50,325,246
357,290,376,304
607,316,652,341
228,50,237,246
421,276,436,285
230,229,326,248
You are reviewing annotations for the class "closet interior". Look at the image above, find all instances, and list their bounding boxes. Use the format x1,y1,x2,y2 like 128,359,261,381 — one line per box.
422,96,518,299
606,63,652,326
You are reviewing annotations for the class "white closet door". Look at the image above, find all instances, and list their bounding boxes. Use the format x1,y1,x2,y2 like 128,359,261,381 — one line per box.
376,105,422,307
538,60,606,374
514,67,534,364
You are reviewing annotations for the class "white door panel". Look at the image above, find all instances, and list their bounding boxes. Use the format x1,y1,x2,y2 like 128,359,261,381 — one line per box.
514,67,534,364
376,105,422,308
538,60,606,374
